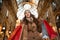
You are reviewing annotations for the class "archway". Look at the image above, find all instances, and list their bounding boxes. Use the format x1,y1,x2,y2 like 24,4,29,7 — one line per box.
17,2,38,20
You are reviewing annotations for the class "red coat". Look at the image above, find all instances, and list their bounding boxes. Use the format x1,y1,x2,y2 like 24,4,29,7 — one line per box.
8,20,58,40
8,25,22,40
43,20,58,39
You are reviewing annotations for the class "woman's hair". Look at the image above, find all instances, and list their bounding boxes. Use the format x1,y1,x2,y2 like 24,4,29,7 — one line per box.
23,10,42,33
23,10,38,24
24,10,31,15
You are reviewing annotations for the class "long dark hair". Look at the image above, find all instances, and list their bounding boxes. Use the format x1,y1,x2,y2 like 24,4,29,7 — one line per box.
23,10,42,33
23,10,38,24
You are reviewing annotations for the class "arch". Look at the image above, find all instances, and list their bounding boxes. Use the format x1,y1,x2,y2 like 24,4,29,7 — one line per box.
17,2,38,20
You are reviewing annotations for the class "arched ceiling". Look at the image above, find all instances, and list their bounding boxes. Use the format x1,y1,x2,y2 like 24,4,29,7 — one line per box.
16,0,40,20
0,0,60,33
16,0,60,20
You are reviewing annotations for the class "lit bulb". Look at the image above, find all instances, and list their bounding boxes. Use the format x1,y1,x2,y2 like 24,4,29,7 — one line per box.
24,4,31,10
3,27,5,30
57,16,59,19
9,31,11,33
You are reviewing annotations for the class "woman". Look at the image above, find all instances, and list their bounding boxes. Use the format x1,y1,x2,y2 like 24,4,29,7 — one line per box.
21,10,42,40
8,10,42,40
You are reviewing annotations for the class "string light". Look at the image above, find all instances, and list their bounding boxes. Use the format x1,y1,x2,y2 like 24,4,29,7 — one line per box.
57,16,59,19
3,27,5,30
24,4,31,10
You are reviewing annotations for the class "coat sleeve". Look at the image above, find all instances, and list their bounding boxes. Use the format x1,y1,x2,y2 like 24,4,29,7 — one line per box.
43,20,58,39
8,24,22,40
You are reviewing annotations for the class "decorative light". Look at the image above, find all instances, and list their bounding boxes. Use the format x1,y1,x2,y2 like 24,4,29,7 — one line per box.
17,3,38,20
6,10,8,17
24,4,31,10
9,31,11,34
52,2,56,7
3,27,5,30
30,8,38,18
57,16,59,19
34,0,39,5
47,11,48,17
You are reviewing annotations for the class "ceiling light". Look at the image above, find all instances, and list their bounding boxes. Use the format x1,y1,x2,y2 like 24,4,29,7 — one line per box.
24,4,31,10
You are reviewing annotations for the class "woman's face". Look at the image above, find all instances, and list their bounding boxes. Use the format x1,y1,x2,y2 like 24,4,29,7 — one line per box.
25,11,31,18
